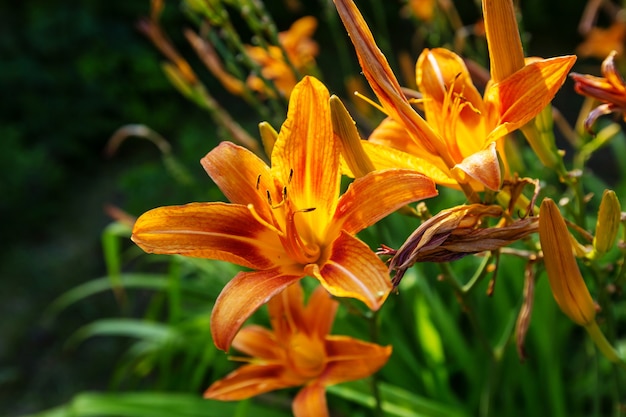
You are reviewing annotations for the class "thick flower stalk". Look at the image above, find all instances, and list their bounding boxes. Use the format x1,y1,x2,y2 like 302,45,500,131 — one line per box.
205,282,392,417
131,76,437,350
333,0,576,193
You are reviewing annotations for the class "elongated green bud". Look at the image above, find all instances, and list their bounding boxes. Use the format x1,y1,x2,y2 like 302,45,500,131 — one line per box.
591,190,621,258
258,121,278,160
329,95,376,177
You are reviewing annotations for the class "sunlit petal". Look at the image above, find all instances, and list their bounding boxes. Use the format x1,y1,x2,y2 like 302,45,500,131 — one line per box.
486,55,576,141
211,268,302,351
321,335,392,385
333,169,437,235
131,203,282,269
271,76,340,240
204,364,292,400
201,142,275,222
231,325,281,360
452,142,501,191
333,0,444,156
308,232,391,310
292,383,329,417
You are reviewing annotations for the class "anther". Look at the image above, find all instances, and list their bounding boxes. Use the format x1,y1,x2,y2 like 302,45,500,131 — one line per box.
288,168,294,183
256,174,261,190
266,190,272,205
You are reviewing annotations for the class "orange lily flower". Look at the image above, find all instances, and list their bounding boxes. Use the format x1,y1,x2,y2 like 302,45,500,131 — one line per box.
131,76,437,350
333,0,576,192
246,16,319,97
205,282,392,417
570,50,626,130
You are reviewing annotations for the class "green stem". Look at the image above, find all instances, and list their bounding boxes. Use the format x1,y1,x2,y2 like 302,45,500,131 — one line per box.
367,310,384,417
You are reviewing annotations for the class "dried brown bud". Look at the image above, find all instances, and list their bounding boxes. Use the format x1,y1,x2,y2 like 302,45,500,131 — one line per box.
389,204,538,286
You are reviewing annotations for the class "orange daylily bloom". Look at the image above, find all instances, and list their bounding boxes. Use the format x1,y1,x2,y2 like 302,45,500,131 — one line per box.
577,21,626,60
246,16,319,97
570,50,626,130
333,0,576,192
131,76,437,350
205,282,392,417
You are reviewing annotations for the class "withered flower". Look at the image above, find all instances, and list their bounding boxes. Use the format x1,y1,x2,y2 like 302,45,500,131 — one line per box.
570,50,626,130
388,204,538,286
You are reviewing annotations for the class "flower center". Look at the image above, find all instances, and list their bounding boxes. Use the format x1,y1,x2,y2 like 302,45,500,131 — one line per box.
286,332,326,380
249,172,322,266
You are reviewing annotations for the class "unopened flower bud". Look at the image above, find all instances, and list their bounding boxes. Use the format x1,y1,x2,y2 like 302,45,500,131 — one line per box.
330,95,376,177
592,190,621,258
539,198,596,326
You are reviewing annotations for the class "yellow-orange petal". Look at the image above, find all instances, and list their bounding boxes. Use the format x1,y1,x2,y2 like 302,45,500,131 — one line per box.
268,282,308,342
303,285,338,340
201,142,275,222
270,76,340,241
231,325,281,360
204,363,291,400
333,168,437,235
211,268,302,351
452,142,501,191
308,231,391,310
333,0,445,158
321,335,392,385
293,383,329,417
416,48,484,114
485,55,577,142
131,203,282,270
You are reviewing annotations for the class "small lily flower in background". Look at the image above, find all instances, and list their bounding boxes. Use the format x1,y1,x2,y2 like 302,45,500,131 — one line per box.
333,0,575,194
570,51,626,131
246,16,320,98
205,282,392,417
131,76,437,351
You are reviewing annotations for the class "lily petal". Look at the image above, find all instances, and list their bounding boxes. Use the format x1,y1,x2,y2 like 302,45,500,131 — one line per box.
334,168,437,235
304,285,338,340
211,268,302,351
333,0,445,158
268,282,308,342
231,325,281,360
321,335,392,385
486,55,577,142
204,363,292,400
131,203,282,270
293,383,329,417
201,142,275,222
271,76,340,241
307,231,391,310
452,142,501,191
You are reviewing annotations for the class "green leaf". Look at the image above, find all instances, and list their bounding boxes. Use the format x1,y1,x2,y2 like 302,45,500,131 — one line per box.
66,319,181,348
19,392,290,417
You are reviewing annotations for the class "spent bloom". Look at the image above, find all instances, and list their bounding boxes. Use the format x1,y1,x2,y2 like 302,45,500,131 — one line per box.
131,76,437,350
333,0,575,193
205,282,392,417
570,51,626,130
